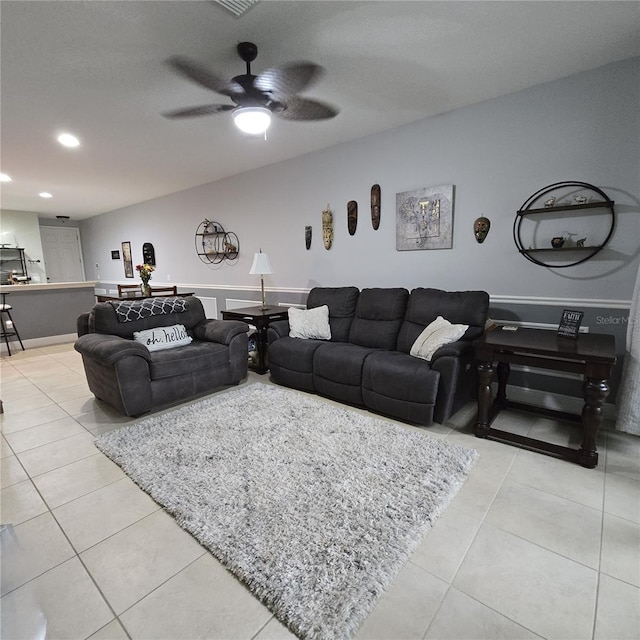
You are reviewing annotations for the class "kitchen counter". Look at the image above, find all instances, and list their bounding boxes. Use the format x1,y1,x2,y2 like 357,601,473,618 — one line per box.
0,281,97,293
0,281,97,348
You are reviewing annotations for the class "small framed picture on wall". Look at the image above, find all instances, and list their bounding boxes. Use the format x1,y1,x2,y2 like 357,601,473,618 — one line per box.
122,241,134,278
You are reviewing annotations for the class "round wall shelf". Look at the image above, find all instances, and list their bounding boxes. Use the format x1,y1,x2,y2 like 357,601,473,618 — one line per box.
513,181,615,268
195,220,239,265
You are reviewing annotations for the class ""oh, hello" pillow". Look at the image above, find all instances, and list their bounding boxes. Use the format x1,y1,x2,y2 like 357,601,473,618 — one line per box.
133,324,193,352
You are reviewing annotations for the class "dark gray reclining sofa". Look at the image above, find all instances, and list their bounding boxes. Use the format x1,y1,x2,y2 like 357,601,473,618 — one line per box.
268,287,489,426
75,296,249,416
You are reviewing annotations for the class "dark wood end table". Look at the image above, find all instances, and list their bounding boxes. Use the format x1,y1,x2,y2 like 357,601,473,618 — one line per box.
473,327,616,468
221,305,289,374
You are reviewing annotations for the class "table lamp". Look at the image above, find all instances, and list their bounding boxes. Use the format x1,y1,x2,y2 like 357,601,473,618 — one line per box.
249,249,273,310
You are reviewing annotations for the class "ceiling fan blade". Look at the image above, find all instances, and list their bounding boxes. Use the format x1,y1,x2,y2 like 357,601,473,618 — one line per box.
166,56,242,98
161,104,235,119
276,97,339,121
255,63,324,101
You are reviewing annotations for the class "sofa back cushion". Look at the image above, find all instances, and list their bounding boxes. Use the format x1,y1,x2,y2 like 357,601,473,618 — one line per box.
349,288,409,350
307,287,359,342
397,288,489,354
90,296,206,339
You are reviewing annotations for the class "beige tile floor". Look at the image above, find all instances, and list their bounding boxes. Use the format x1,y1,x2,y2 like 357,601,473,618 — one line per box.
1,343,639,640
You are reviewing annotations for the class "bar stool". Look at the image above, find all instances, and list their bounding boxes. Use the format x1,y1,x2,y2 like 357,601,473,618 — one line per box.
0,292,25,356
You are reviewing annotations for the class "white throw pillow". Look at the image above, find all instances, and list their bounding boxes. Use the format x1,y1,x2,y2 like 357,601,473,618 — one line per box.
288,305,331,340
133,324,193,352
410,316,468,362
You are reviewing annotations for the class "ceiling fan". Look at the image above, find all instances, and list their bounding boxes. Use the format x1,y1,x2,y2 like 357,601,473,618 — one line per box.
162,42,339,134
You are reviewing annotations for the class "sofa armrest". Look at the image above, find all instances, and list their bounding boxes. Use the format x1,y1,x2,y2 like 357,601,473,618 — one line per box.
430,340,473,363
75,333,152,365
193,319,249,345
267,319,290,343
77,313,91,337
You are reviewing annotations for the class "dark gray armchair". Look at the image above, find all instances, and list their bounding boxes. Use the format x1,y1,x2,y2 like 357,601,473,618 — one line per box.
75,296,248,416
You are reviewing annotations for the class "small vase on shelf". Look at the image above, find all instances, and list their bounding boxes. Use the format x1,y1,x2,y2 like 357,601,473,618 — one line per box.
141,282,151,296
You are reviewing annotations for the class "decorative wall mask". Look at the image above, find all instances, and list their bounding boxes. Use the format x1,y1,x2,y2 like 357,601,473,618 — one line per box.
347,200,358,236
322,205,333,250
473,216,491,243
305,226,312,250
371,183,381,230
142,242,156,266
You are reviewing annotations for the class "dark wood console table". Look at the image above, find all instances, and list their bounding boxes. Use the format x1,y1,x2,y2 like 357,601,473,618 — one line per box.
221,305,289,374
473,327,616,468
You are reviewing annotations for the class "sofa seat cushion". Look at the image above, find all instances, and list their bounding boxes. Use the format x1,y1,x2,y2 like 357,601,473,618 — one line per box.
268,336,322,392
313,343,376,407
362,351,441,425
363,351,440,402
313,343,376,386
269,336,325,374
149,340,229,380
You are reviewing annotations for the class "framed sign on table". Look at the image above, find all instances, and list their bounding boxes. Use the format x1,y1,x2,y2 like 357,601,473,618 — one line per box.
557,309,584,339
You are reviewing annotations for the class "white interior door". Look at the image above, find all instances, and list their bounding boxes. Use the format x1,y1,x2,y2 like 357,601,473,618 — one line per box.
40,226,86,282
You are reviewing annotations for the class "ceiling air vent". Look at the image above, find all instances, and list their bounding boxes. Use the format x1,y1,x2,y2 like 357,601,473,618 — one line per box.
211,0,260,18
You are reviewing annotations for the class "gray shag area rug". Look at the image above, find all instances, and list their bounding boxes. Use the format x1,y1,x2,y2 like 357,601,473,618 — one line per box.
95,383,477,639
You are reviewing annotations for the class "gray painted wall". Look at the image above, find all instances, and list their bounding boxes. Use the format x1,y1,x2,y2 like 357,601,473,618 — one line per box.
80,57,640,303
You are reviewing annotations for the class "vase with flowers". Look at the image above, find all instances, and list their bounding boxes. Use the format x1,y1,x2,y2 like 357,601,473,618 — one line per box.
136,263,155,296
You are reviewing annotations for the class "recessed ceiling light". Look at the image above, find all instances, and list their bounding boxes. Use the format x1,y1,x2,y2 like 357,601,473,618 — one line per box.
0,173,12,182
57,133,80,147
39,192,53,198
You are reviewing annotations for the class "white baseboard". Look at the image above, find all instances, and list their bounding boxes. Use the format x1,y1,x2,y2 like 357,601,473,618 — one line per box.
0,333,77,355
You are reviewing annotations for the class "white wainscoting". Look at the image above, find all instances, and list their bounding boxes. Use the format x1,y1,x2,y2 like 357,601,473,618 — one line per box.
197,296,218,319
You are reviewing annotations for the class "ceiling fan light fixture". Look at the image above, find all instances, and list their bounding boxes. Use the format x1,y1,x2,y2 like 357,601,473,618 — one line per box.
233,107,271,135
57,133,80,148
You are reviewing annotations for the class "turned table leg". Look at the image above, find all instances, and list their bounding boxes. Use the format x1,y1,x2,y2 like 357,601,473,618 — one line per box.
474,360,495,437
496,362,510,408
578,377,610,468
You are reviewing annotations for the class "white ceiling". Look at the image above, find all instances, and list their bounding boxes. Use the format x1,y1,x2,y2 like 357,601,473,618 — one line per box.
1,1,639,219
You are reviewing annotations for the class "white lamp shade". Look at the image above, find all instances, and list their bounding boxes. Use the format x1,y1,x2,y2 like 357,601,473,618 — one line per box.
249,252,273,275
233,107,272,135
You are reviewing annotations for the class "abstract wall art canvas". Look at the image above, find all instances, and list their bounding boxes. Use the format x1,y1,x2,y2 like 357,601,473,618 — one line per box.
396,185,454,251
